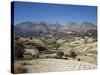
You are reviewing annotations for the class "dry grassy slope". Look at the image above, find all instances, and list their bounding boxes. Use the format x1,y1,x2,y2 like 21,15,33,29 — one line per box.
16,59,97,73
58,38,97,64
59,39,96,53
74,42,97,53
76,56,97,65
19,37,97,65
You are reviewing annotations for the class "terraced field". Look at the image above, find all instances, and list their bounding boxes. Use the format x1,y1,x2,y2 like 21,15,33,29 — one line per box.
14,33,97,73
16,59,97,73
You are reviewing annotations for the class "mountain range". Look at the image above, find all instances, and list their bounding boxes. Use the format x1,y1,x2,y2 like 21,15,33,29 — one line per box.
14,21,97,37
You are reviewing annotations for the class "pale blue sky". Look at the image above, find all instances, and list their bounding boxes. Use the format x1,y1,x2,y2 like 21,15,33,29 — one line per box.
13,1,97,25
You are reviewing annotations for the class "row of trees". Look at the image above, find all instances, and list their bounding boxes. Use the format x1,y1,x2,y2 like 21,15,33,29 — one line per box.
56,51,77,59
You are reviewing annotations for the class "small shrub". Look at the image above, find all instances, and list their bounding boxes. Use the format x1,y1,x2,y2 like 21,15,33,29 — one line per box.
36,55,39,58
32,55,37,58
70,51,77,58
15,36,20,40
36,46,47,52
64,57,68,60
25,42,32,45
45,56,51,58
33,54,39,59
22,62,27,65
65,54,68,57
30,37,33,40
56,52,64,58
53,56,58,59
77,58,81,61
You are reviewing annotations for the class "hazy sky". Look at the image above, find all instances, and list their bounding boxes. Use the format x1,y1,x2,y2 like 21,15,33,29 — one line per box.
13,1,97,25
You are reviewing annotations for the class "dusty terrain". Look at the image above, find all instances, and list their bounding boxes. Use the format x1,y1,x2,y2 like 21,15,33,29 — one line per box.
16,59,97,73
14,29,97,73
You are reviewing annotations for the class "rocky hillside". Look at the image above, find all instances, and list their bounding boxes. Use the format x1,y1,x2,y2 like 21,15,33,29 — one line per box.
15,21,61,36
60,22,97,32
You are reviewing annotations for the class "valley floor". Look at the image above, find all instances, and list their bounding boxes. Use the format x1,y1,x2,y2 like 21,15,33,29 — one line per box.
16,58,97,73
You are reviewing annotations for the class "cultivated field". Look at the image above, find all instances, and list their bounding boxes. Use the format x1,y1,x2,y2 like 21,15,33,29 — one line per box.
15,59,97,73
